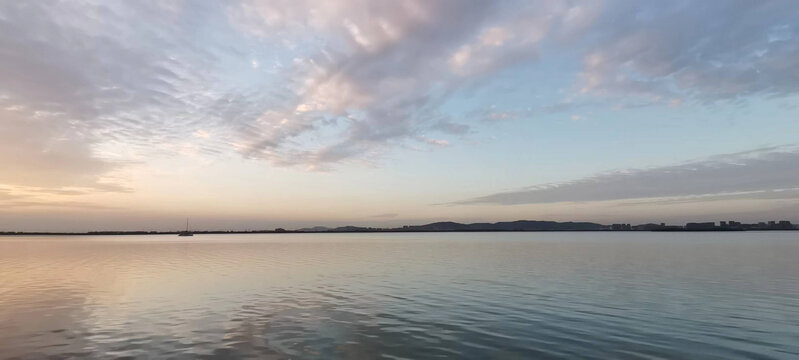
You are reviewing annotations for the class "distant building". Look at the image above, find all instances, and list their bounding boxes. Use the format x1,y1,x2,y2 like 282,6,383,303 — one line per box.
720,221,742,228
724,221,742,229
685,222,716,231
611,223,632,231
634,223,668,231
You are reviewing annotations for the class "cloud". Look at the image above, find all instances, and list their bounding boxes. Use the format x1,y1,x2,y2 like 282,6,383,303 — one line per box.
2,0,797,178
617,188,799,207
466,106,527,123
430,120,471,135
0,200,118,210
230,0,502,167
0,189,19,202
455,146,799,205
0,1,243,189
0,108,127,191
0,184,122,211
231,0,799,168
577,1,799,101
228,0,607,167
425,138,450,148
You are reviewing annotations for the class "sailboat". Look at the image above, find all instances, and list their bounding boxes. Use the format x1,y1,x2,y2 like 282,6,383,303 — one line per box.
178,218,194,237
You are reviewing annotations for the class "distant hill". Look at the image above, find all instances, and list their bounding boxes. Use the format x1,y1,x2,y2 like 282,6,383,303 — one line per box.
296,226,332,232
331,226,372,232
293,220,607,232
402,220,606,232
406,221,471,231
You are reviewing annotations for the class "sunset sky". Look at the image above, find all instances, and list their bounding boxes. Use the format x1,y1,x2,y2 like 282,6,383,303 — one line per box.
1,0,798,231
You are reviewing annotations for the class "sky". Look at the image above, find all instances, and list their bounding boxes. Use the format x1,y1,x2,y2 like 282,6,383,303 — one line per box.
1,0,798,231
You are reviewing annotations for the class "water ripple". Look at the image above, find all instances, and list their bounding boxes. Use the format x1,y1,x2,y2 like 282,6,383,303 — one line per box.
1,232,798,359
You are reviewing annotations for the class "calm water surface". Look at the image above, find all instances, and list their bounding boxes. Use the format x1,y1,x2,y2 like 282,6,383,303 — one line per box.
1,232,798,359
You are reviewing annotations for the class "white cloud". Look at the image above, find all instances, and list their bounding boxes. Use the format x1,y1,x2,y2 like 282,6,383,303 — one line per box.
193,130,212,139
0,107,128,191
426,138,450,148
230,0,501,167
2,0,798,179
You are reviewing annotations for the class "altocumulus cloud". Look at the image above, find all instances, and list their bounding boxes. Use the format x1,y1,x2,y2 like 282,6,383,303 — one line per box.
0,0,798,182
0,1,240,191
211,0,799,167
455,146,799,205
577,0,799,101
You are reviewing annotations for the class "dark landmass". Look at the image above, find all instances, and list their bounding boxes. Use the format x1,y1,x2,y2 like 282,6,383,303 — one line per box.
296,226,332,232
400,220,605,231
1,219,795,236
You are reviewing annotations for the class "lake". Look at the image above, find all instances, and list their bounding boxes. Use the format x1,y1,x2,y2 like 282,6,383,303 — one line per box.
1,232,797,359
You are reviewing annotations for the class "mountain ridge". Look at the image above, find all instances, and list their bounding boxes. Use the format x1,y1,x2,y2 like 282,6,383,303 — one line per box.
318,220,606,232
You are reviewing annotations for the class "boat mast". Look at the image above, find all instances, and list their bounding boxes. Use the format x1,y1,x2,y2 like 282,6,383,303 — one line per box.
186,218,189,232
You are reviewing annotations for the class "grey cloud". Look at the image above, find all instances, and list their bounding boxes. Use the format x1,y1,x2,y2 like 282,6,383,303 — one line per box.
0,1,262,187
1,2,199,118
431,121,471,135
234,0,500,167
456,146,799,205
2,0,798,177
578,1,799,101
236,0,799,168
232,1,604,167
617,188,799,207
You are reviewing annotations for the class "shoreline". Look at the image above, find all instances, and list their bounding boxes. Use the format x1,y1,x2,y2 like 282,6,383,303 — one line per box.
1,228,796,236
